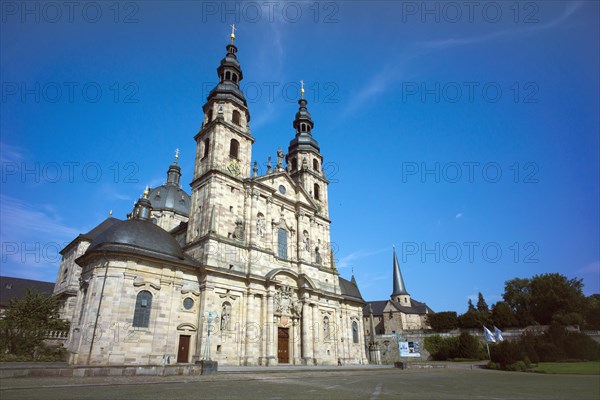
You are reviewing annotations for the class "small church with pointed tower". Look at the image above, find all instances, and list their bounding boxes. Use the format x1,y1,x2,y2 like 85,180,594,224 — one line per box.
53,28,368,367
363,248,433,336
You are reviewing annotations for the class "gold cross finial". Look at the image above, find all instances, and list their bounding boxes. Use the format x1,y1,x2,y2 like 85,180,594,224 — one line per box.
109,210,113,216
230,24,236,44
300,80,305,99
175,148,180,160
143,185,149,198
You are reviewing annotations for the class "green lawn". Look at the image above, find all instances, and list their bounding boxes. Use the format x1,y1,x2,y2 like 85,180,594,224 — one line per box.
534,362,600,375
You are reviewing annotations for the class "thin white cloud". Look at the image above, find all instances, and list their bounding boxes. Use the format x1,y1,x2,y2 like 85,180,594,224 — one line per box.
577,260,600,275
0,195,81,241
338,246,389,270
455,212,463,219
97,183,134,202
423,1,583,49
0,195,82,280
0,142,27,164
342,1,583,117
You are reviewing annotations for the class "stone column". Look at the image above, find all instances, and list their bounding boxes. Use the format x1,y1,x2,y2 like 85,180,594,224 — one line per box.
265,197,272,252
301,295,311,364
290,319,298,364
312,303,319,365
248,190,257,246
368,304,381,365
295,211,302,261
359,318,368,364
244,293,255,365
266,291,276,364
260,294,267,365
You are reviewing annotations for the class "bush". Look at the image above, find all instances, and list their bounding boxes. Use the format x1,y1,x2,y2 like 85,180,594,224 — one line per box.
424,335,459,361
506,361,528,372
490,340,525,368
458,332,485,359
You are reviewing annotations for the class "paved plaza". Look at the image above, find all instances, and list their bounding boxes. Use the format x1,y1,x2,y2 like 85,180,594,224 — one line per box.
1,366,598,400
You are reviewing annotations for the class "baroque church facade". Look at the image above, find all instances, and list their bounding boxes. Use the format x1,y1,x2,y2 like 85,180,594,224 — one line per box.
53,33,368,366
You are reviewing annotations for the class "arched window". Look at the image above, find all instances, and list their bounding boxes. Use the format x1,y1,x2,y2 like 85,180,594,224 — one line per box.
232,74,238,83
203,138,210,159
206,109,213,124
133,290,152,328
352,321,359,344
225,71,231,80
277,228,287,259
220,302,231,331
232,110,241,126
313,159,319,171
323,316,330,339
291,158,297,171
314,183,320,200
229,139,239,159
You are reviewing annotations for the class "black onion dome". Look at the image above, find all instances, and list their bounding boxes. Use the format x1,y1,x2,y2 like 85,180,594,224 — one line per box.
148,185,190,216
86,219,184,260
148,160,191,217
288,98,320,154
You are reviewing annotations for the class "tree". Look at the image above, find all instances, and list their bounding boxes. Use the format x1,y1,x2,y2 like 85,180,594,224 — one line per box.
0,289,68,358
467,299,476,312
503,277,534,326
503,274,587,326
426,311,459,331
477,292,489,313
583,294,600,330
458,311,483,329
491,301,517,328
528,273,585,325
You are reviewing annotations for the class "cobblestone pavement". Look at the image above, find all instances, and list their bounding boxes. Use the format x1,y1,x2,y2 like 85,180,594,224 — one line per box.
1,367,599,400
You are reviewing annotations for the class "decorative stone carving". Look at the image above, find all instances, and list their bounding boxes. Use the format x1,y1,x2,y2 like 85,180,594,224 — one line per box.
303,231,310,252
273,285,302,317
234,218,244,241
277,148,285,168
256,214,265,237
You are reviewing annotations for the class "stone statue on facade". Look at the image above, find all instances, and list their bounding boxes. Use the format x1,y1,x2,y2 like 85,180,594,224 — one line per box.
257,214,265,237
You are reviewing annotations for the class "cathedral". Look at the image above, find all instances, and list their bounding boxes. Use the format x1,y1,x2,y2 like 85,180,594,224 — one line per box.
53,31,368,366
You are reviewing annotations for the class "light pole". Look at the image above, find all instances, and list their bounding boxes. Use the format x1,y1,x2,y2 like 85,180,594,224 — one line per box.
202,310,219,361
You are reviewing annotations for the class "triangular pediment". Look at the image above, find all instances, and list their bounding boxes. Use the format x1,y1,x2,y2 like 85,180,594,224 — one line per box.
252,171,317,209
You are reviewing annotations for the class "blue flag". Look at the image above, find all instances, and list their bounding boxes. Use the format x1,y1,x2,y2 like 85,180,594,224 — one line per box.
483,326,496,343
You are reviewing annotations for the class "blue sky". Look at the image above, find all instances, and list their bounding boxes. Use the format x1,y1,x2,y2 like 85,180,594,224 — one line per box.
1,1,598,313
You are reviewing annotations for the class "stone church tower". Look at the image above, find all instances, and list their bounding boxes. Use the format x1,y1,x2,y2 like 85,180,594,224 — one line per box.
56,31,368,367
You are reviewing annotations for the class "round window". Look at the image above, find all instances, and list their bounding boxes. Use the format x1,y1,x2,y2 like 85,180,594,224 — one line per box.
279,185,286,195
183,297,194,310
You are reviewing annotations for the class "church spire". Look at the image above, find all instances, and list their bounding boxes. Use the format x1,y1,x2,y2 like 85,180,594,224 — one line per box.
204,27,247,110
287,81,320,155
166,149,182,187
391,246,409,297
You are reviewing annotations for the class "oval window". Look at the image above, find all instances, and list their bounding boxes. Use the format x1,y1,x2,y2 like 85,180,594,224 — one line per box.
183,297,194,310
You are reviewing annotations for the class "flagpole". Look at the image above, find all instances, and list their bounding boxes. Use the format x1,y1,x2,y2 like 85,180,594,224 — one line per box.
486,342,491,360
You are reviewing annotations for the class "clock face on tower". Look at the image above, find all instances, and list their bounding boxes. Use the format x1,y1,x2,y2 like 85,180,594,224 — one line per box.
279,185,286,195
227,160,241,177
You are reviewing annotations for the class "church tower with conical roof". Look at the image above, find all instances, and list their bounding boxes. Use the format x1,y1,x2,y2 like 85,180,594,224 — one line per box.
285,83,330,218
391,247,411,306
187,27,255,245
